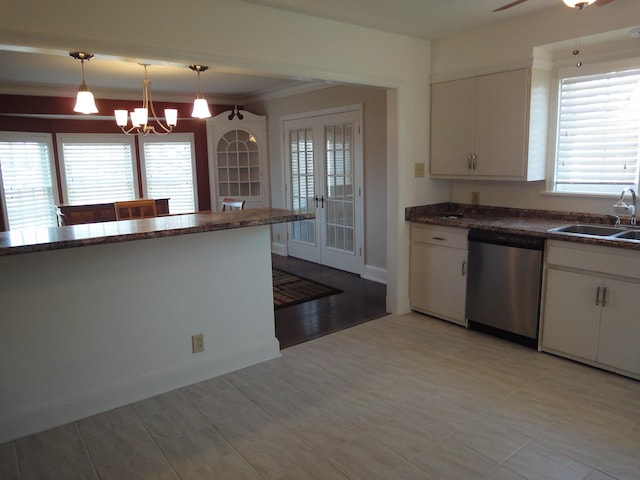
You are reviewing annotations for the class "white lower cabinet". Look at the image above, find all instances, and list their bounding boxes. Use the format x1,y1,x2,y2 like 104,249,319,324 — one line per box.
542,269,600,361
410,224,468,326
596,278,640,374
541,241,640,379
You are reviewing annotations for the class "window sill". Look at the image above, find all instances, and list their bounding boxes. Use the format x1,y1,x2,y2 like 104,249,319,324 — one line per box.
539,190,622,200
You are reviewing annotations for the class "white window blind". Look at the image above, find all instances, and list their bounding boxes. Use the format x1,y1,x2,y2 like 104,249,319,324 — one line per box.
0,133,58,229
555,68,640,194
140,135,196,214
59,134,137,205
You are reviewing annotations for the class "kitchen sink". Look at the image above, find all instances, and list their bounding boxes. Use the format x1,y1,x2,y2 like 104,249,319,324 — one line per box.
549,224,625,236
615,229,640,240
548,224,640,243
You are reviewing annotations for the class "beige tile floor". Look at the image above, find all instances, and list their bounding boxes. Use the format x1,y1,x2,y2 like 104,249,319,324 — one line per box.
2,312,640,479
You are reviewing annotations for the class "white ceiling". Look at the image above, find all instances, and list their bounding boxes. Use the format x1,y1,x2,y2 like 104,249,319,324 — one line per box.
238,0,563,41
0,0,618,101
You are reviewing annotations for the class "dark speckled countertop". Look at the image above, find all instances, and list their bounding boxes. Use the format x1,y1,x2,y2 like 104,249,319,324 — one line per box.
406,202,640,251
0,208,313,257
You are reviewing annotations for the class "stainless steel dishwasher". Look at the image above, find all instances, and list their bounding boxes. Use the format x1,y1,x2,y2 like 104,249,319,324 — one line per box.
465,229,544,348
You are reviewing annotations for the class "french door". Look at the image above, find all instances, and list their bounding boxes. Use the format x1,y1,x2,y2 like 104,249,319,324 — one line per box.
284,108,363,274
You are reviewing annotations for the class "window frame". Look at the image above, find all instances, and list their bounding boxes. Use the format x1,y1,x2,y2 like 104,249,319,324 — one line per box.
0,131,59,230
139,133,198,214
56,133,139,205
547,56,640,197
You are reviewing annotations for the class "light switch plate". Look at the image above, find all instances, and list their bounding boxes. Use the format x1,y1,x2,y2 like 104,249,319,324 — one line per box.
192,333,204,353
414,162,425,178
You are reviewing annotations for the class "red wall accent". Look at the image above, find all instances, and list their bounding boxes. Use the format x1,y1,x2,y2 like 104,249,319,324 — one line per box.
0,94,234,228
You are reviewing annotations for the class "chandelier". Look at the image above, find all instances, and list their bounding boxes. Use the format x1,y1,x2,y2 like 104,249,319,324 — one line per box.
114,64,178,135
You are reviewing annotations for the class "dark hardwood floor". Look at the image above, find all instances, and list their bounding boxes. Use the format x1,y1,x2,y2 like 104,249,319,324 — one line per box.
272,254,388,349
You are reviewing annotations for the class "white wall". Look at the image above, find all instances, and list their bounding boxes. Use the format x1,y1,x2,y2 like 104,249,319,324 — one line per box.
0,226,278,442
0,0,448,313
247,85,388,276
431,2,640,216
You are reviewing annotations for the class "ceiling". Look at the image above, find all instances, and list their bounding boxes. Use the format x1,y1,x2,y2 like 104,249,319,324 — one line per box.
0,0,605,101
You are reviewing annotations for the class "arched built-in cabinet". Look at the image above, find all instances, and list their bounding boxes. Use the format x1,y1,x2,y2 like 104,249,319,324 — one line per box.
207,110,269,211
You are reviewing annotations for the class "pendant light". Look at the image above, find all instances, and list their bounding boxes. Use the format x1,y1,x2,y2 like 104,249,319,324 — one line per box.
69,52,98,114
189,65,211,118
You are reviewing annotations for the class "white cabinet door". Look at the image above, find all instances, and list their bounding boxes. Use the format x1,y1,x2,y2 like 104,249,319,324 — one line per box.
410,242,467,326
430,69,532,180
596,278,640,375
473,69,528,178
430,77,475,176
542,268,601,362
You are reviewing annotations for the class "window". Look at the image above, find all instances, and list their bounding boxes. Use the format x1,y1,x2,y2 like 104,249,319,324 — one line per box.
58,134,137,204
216,129,261,198
0,132,58,229
553,63,640,195
140,134,197,214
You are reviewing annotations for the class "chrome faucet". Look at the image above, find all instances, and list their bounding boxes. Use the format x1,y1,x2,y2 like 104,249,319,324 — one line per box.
613,188,637,225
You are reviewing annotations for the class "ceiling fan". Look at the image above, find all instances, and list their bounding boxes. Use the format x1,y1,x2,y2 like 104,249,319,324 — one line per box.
493,0,615,12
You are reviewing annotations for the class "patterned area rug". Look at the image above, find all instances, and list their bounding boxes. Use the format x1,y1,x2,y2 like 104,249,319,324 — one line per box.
272,269,342,309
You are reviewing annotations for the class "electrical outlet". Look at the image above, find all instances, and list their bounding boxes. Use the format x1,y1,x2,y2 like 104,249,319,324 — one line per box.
276,233,281,242
414,162,426,178
192,333,204,353
471,191,480,205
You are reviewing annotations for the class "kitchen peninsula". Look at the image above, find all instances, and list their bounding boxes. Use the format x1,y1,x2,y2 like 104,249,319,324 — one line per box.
0,209,312,442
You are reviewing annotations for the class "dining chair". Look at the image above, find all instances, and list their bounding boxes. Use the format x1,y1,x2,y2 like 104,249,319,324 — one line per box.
114,199,158,220
221,198,246,211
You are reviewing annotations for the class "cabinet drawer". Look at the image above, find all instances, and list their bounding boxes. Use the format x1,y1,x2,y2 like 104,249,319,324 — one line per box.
411,224,468,249
546,240,640,279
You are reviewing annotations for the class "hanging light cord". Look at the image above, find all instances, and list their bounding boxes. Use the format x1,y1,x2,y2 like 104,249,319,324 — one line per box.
572,5,584,67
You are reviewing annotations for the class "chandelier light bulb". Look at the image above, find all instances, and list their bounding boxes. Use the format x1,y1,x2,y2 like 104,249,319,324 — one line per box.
114,109,128,127
165,109,178,127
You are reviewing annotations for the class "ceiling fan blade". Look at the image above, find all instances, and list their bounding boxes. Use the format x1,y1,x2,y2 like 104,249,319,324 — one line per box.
492,0,528,12
594,0,615,6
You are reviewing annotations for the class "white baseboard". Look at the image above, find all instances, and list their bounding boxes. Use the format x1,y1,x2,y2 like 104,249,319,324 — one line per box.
271,241,287,256
0,339,280,443
270,247,387,285
363,264,387,284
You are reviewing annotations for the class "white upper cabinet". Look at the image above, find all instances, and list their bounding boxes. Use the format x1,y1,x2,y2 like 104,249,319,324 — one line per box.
430,68,547,181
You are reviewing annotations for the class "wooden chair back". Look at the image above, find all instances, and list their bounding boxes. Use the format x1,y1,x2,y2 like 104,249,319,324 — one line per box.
115,199,158,220
221,198,246,211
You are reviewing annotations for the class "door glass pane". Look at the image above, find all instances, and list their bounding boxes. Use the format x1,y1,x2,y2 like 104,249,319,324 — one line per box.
324,123,354,253
290,127,315,245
